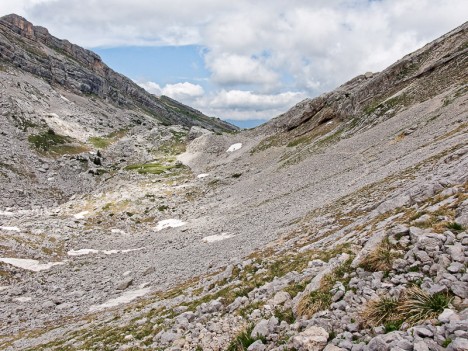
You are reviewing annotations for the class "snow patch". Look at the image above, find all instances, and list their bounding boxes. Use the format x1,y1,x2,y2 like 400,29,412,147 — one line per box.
89,287,151,312
60,95,70,102
155,219,186,231
111,229,127,235
0,211,14,217
226,143,242,152
67,249,99,256
202,233,234,243
0,226,20,232
67,248,142,256
197,173,210,179
74,211,89,219
0,258,65,272
14,296,32,302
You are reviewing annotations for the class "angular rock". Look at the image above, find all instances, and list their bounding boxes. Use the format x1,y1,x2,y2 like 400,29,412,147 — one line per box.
251,319,269,339
291,326,329,351
116,277,133,290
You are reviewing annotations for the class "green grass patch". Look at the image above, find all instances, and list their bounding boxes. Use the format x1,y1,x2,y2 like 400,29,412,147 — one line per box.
446,222,464,231
89,129,128,149
124,162,182,175
28,129,70,151
28,129,89,155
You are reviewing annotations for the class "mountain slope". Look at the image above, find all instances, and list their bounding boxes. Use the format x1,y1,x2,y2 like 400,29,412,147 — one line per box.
0,14,237,209
0,20,467,351
0,14,237,132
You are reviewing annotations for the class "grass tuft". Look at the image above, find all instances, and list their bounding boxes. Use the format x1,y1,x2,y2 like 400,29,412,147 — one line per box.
226,324,264,351
361,287,452,328
446,222,464,231
361,296,399,327
398,286,452,326
360,237,400,272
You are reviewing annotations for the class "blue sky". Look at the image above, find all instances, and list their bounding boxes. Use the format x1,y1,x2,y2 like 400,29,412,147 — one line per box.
1,0,467,128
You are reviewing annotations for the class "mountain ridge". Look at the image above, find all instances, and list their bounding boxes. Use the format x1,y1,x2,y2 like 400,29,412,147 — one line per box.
0,13,237,132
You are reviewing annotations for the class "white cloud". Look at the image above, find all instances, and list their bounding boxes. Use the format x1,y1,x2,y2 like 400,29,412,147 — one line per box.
138,81,204,100
138,81,162,95
137,81,306,121
162,82,205,99
196,90,307,121
208,90,305,111
206,53,279,87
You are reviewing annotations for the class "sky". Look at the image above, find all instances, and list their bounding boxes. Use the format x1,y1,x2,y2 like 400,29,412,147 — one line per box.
1,1,467,128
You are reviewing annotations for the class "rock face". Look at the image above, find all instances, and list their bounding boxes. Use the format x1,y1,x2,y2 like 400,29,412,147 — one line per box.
0,15,467,351
0,14,237,133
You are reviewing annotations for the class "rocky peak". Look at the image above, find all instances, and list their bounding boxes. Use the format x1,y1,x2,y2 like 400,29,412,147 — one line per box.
1,14,37,40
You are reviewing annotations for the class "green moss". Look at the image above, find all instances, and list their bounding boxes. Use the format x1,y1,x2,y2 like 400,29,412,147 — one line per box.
442,338,453,348
274,308,295,324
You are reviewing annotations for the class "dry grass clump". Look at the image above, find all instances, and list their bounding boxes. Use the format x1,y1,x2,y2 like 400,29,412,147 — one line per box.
361,296,399,327
398,286,452,325
296,290,332,318
361,286,452,329
360,237,400,272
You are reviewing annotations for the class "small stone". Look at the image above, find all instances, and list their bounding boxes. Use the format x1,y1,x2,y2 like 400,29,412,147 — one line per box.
324,345,345,351
247,340,266,351
413,327,433,338
346,323,359,333
451,282,468,299
450,338,468,351
143,266,156,275
272,291,291,306
413,341,429,351
332,289,345,302
251,319,269,339
438,309,460,323
448,262,465,274
116,277,133,290
448,244,464,263
414,214,431,224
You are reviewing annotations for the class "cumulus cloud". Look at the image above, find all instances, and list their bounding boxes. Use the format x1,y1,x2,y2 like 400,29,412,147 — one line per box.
193,90,307,121
206,53,279,87
138,81,204,101
208,90,305,111
162,82,205,100
2,0,467,122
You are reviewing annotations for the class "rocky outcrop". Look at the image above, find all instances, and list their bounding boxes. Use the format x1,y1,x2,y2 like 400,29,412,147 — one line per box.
0,14,237,133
